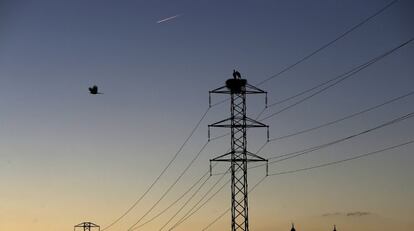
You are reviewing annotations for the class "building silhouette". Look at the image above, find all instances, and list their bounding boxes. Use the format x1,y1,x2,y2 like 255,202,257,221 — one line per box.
288,224,337,231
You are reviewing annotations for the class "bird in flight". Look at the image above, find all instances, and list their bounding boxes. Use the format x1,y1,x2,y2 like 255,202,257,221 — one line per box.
89,85,103,95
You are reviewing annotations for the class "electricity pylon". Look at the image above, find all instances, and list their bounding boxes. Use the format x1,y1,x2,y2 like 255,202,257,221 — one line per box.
74,222,100,231
209,71,268,231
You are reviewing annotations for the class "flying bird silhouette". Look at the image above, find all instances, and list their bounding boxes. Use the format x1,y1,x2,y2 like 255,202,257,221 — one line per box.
88,85,103,95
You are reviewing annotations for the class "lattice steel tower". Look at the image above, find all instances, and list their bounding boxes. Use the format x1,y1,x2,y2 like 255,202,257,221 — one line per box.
209,70,268,231
74,222,100,231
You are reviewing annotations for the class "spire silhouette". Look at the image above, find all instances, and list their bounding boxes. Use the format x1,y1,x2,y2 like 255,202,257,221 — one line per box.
290,223,296,231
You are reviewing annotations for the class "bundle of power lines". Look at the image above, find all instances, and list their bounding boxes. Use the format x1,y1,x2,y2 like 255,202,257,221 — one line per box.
99,1,414,230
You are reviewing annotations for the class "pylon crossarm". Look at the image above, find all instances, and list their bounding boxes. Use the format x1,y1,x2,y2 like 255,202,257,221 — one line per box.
209,117,232,127
211,158,268,162
210,151,233,162
75,222,100,228
210,85,231,94
210,83,266,95
245,117,268,127
209,117,268,128
245,83,266,94
211,124,265,128
246,151,267,162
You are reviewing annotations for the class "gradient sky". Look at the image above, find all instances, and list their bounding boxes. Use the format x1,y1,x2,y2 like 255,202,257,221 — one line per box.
1,0,414,231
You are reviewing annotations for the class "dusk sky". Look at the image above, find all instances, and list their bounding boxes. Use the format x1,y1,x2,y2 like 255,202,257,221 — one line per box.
1,0,414,231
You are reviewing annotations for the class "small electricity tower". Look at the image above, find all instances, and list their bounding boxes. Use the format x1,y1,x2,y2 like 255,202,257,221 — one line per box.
209,70,268,231
74,222,100,231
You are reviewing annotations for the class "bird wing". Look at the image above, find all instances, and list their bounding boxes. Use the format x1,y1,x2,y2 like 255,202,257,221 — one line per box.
236,71,241,78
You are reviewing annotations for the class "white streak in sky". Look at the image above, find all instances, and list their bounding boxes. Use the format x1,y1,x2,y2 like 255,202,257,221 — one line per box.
156,14,181,24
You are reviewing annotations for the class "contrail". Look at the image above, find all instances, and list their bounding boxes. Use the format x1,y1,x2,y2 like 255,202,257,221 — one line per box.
157,14,181,24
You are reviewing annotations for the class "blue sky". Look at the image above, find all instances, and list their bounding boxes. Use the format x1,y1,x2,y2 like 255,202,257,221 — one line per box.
0,1,413,230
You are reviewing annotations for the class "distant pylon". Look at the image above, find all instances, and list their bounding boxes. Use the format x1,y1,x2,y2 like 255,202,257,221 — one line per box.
209,70,269,231
74,222,100,231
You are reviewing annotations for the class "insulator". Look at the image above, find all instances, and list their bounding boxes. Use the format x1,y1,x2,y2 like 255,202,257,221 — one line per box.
267,127,270,142
209,161,212,176
266,161,269,177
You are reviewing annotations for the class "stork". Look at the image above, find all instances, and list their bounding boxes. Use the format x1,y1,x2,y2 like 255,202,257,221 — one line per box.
233,69,241,79
88,85,103,95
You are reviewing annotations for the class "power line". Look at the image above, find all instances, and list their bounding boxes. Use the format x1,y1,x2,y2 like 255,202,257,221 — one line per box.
120,99,232,229
167,168,230,231
210,98,229,108
260,37,414,121
266,61,382,109
130,152,231,230
101,1,403,228
253,34,414,123
213,88,414,146
158,36,414,229
150,148,234,230
212,111,414,175
255,51,390,123
190,109,414,230
156,49,412,231
167,73,414,229
170,178,230,230
267,90,414,142
156,176,213,231
209,1,405,138
102,108,210,231
202,207,230,231
127,140,210,230
168,143,266,230
202,139,414,230
133,3,407,228
192,89,414,231
154,150,243,231
170,178,230,231
268,139,414,176
249,39,414,148
111,3,405,227
105,83,229,231
162,179,229,230
254,89,414,155
258,111,414,166
201,176,267,231
130,172,210,230
210,0,399,109
182,111,414,229
190,89,414,229
255,0,400,86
